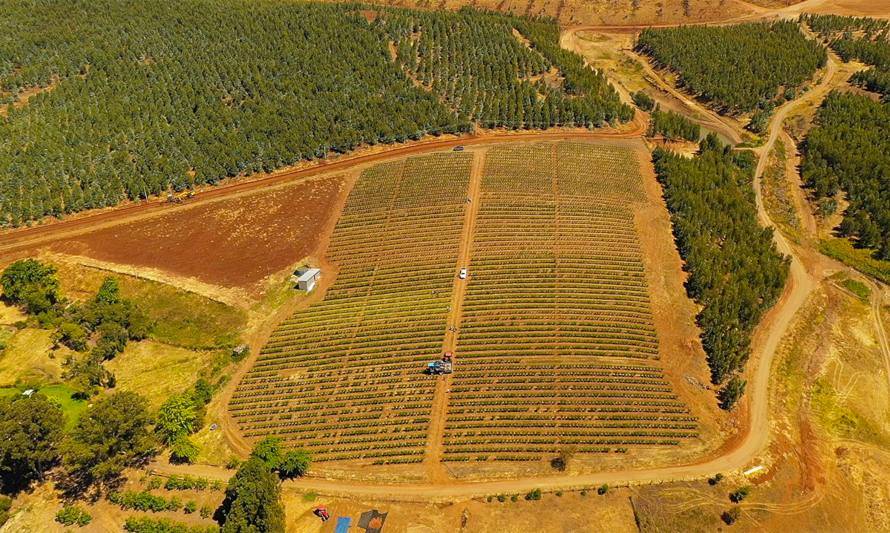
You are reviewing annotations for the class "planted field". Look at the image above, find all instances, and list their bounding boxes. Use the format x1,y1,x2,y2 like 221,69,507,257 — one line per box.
230,153,472,463
443,143,696,461
230,142,697,465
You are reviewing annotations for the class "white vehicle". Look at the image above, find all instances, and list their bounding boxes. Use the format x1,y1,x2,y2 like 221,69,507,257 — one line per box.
459,268,468,280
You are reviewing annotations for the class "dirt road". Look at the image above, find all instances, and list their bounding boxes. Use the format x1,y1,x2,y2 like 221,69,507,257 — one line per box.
423,149,485,482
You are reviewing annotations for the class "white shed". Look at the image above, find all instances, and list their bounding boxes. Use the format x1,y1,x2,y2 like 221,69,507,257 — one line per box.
292,267,321,292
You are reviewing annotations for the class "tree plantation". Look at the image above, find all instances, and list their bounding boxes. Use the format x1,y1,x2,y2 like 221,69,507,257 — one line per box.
0,0,628,226
636,22,826,113
801,92,890,258
653,137,788,407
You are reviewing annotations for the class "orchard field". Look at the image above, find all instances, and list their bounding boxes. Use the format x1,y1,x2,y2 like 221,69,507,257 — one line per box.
230,142,699,465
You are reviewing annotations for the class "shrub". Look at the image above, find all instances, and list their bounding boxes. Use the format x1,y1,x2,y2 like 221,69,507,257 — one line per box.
497,494,506,502
597,484,609,495
633,91,656,111
729,486,750,503
525,488,542,501
510,495,518,502
722,506,742,525
124,516,218,533
55,505,92,527
0,496,12,527
183,501,197,514
108,491,181,512
708,473,724,486
719,377,746,410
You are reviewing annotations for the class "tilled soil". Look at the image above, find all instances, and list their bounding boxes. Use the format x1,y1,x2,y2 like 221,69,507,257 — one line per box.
49,176,346,290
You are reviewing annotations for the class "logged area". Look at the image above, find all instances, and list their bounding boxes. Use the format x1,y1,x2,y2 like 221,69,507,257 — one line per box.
230,142,701,466
0,0,627,227
444,143,696,461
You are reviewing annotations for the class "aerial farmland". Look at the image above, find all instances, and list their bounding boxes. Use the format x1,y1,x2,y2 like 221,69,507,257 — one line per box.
0,1,889,531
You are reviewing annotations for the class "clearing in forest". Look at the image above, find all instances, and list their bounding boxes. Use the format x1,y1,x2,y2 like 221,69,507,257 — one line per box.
229,142,698,465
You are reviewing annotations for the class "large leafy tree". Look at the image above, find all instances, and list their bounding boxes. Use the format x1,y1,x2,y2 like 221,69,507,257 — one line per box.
0,259,61,314
0,394,64,493
62,391,155,491
217,457,285,533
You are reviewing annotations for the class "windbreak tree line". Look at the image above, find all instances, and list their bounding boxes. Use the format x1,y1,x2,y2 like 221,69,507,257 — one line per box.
636,22,826,113
653,136,789,408
0,0,628,227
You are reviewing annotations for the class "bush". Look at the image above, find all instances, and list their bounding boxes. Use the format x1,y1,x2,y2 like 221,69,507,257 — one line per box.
164,475,211,491
55,505,92,527
729,486,750,503
722,506,742,525
633,91,656,111
124,516,218,533
108,491,181,512
183,501,197,514
525,488,542,501
510,495,518,502
497,494,506,502
597,484,609,495
708,473,724,486
0,496,12,527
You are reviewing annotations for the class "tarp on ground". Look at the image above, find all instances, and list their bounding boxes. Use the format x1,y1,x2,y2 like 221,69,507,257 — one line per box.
335,516,352,533
358,509,388,533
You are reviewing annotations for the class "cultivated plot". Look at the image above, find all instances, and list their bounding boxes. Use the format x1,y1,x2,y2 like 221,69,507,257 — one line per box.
230,153,472,463
443,143,697,461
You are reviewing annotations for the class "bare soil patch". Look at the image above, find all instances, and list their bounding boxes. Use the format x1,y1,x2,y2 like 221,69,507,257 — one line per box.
47,176,347,292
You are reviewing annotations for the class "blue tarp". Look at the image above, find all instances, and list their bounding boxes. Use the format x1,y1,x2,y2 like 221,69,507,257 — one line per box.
335,516,352,533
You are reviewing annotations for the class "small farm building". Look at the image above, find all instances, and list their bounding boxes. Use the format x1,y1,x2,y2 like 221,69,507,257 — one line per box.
292,267,321,292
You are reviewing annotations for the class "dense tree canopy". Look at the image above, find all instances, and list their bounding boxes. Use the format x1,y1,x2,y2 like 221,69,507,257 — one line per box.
636,22,826,112
653,136,788,403
217,457,285,533
0,259,61,315
62,391,155,491
804,14,890,100
648,106,701,141
801,92,890,258
0,1,627,226
0,394,64,493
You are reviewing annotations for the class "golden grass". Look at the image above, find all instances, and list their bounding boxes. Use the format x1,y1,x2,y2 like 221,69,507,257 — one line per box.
106,341,225,409
0,328,67,387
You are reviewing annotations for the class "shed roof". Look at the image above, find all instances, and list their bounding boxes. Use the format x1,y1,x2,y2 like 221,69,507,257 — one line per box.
296,268,321,282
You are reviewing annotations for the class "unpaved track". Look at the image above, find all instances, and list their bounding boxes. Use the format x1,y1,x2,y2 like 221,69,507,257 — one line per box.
423,149,485,482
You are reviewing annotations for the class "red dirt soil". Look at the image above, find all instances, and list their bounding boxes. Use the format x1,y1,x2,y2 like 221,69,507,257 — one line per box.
48,176,346,290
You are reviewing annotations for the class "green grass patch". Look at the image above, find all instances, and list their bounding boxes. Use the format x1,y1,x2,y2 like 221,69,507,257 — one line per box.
820,238,890,285
301,491,318,502
0,384,86,430
840,278,871,301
